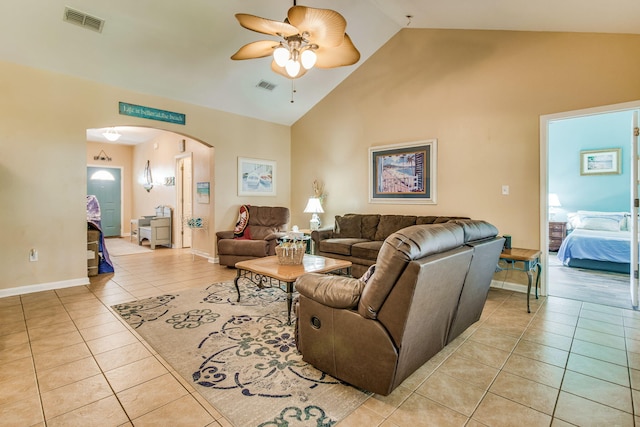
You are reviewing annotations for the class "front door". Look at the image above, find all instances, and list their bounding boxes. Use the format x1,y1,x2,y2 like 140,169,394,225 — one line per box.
87,166,122,237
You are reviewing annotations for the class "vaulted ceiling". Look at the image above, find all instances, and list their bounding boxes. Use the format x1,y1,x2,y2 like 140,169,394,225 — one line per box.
3,0,639,132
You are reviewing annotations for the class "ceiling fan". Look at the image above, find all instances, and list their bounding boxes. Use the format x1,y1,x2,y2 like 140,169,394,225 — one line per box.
230,2,360,79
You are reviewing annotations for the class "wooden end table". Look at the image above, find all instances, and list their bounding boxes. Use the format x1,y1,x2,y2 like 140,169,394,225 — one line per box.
499,248,542,313
234,255,352,324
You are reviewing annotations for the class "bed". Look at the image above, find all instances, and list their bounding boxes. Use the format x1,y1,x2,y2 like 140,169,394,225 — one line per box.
556,211,630,274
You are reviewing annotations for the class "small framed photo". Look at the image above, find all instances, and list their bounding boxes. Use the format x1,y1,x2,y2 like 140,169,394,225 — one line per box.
369,139,437,204
580,148,621,175
238,157,276,196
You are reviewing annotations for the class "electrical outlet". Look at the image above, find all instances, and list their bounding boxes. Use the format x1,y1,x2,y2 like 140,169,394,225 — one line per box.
29,249,38,262
501,185,509,195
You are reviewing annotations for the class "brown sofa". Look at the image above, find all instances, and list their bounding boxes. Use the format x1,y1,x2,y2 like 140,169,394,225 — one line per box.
216,206,290,267
295,219,504,395
311,213,467,277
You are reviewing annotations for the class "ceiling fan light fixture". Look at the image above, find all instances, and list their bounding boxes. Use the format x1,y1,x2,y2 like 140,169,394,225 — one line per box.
231,5,359,81
285,58,301,77
273,45,290,67
300,49,317,69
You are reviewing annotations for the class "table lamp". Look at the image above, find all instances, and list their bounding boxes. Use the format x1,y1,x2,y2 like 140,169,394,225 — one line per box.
304,197,324,230
549,193,562,220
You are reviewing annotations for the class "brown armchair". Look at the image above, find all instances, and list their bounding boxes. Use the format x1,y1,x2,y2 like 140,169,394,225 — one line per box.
294,220,504,395
216,206,290,267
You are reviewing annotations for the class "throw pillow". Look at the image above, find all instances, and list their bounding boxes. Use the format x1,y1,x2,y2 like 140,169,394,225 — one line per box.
334,215,362,238
234,205,250,239
360,264,376,283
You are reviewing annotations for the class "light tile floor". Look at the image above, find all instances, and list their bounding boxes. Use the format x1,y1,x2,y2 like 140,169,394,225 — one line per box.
1,242,640,426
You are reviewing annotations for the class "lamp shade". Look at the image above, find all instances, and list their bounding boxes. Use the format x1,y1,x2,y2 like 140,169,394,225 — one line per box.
303,197,324,214
548,193,562,207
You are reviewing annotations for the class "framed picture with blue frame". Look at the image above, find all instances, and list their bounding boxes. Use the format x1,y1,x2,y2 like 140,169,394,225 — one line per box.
369,139,437,204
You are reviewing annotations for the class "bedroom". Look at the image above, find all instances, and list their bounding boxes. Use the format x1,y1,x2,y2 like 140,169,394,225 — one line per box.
548,108,637,309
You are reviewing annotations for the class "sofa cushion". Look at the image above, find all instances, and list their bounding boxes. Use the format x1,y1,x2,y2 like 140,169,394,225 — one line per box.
356,214,379,240
351,241,384,261
334,214,362,238
320,238,369,256
374,215,417,241
218,239,268,257
250,225,278,240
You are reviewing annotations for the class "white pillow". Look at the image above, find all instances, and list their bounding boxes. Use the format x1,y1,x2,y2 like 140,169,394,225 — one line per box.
578,216,622,232
573,211,628,231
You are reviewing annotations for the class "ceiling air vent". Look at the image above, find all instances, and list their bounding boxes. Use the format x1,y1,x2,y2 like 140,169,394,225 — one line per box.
256,80,277,91
63,7,105,33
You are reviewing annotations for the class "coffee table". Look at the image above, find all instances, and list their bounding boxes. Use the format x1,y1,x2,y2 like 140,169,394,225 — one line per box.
234,255,352,324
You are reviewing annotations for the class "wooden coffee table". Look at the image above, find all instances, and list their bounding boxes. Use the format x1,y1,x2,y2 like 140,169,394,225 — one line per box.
234,255,352,324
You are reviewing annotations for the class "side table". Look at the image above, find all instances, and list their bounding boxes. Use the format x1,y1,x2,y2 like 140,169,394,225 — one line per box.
499,248,542,313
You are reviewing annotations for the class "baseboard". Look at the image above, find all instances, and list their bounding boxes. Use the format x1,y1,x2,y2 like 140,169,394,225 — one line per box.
0,277,89,298
490,279,538,295
189,249,216,263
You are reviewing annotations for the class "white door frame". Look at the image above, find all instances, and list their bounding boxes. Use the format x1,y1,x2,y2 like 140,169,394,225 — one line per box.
175,152,193,248
540,99,640,298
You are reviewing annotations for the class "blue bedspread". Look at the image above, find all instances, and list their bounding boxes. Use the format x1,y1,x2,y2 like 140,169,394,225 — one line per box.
557,229,630,264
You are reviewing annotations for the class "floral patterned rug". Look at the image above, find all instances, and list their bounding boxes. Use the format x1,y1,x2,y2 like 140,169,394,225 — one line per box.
111,281,370,426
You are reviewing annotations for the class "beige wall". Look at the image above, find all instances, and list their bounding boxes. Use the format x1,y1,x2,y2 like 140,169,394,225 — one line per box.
291,29,640,251
0,60,290,294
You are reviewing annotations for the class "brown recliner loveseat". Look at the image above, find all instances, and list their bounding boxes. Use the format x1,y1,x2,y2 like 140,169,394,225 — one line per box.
295,219,504,395
216,206,290,267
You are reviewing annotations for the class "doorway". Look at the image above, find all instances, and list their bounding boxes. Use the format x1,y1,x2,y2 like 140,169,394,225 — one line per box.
541,100,640,309
87,166,122,237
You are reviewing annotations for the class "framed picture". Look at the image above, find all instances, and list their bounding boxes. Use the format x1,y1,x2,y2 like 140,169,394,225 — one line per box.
238,157,276,196
369,139,437,204
580,148,621,175
196,182,210,204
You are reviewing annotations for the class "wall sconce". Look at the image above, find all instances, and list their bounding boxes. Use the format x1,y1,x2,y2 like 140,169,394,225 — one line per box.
304,197,324,231
143,160,153,192
93,149,112,162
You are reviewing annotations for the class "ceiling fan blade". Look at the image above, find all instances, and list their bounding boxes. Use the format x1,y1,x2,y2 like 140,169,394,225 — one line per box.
270,60,308,80
231,40,279,60
235,13,299,37
287,6,347,48
314,34,361,68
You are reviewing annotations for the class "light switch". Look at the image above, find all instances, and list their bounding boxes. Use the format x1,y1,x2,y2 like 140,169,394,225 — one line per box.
502,185,509,195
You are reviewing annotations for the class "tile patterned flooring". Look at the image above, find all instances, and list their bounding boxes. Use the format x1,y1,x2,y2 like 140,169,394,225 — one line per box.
2,242,640,426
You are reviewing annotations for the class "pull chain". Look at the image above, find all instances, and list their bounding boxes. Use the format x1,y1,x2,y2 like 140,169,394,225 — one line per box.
290,80,296,103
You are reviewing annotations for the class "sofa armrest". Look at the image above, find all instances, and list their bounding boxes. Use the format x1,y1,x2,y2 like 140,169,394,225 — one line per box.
216,230,235,240
295,273,365,309
311,226,334,249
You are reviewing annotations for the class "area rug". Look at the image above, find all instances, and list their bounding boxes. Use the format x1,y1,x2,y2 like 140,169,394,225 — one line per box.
104,237,152,256
111,281,371,427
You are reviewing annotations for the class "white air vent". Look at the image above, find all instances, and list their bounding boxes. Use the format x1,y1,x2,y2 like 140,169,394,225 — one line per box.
63,7,104,33
256,80,277,91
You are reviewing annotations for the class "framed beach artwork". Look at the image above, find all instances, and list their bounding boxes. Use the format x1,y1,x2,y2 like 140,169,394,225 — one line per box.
238,157,276,196
369,139,437,204
580,148,621,176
